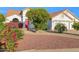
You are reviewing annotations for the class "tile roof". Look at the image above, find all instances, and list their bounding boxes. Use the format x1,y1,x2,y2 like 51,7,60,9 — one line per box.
6,10,21,17
50,9,65,17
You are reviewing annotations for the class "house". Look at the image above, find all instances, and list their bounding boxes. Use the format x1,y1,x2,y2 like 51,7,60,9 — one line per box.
48,9,79,31
5,8,30,28
5,8,79,31
5,10,22,23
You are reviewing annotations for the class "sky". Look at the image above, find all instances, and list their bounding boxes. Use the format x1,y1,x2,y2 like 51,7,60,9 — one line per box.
0,7,79,17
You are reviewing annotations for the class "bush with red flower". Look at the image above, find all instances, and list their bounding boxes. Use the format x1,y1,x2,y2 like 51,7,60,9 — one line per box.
0,25,23,52
0,13,23,52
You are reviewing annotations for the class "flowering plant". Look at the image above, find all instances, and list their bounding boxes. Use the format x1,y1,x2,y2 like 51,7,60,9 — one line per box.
0,26,23,51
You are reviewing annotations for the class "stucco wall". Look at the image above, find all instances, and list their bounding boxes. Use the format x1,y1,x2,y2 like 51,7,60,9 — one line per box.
6,15,21,23
22,9,28,22
51,13,75,31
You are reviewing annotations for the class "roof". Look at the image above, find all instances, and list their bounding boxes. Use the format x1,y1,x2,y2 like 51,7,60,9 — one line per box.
50,9,79,20
6,10,21,17
50,10,65,17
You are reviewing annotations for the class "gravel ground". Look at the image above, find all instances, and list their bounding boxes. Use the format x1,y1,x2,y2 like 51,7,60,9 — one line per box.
16,33,79,51
20,48,79,52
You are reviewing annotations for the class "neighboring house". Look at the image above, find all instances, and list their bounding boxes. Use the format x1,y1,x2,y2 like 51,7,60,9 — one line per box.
48,9,79,31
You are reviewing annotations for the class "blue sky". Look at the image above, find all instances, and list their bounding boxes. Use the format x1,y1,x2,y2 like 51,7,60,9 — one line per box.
0,7,79,17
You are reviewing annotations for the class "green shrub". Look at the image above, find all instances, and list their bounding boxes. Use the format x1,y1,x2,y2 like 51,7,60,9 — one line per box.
54,23,67,33
0,23,6,31
13,28,24,40
0,14,5,23
26,8,51,30
72,22,79,31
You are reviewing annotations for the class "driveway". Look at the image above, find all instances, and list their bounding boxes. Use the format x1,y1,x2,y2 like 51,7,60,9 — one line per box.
16,31,79,51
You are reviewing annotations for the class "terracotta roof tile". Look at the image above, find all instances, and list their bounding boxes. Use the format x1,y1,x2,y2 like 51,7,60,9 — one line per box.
6,10,21,17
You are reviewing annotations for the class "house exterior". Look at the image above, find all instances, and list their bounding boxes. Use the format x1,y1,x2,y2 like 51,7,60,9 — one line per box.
4,8,79,31
49,9,79,31
5,8,30,28
5,10,21,23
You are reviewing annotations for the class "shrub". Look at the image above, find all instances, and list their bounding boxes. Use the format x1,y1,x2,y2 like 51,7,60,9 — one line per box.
0,26,23,51
54,23,67,33
12,28,24,40
72,22,79,31
26,8,51,30
0,14,5,23
0,23,6,31
6,22,19,28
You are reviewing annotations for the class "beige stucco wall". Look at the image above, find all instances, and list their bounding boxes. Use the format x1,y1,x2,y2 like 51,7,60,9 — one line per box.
5,15,21,23
51,13,77,31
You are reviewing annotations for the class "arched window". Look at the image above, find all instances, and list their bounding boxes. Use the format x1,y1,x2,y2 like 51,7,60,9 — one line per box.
12,18,19,22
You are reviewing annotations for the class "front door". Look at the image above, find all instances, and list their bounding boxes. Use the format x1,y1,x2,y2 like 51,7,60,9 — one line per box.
25,19,29,30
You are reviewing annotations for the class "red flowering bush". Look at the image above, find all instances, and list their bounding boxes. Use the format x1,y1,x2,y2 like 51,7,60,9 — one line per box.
6,22,19,28
0,25,23,51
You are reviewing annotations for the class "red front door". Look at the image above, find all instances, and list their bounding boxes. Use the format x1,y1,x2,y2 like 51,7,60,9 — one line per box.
25,19,29,30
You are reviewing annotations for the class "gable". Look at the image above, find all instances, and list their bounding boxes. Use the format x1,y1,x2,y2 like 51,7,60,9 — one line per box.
64,10,79,22
52,13,73,21
51,9,79,22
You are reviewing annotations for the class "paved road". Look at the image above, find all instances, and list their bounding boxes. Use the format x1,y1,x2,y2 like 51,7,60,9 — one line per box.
16,33,79,51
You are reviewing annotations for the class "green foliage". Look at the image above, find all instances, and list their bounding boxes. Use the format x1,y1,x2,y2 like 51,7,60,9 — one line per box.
54,23,67,33
72,22,79,30
0,13,5,31
0,13,23,52
13,28,24,40
0,14,5,23
26,8,51,30
0,26,23,51
7,39,15,51
0,23,6,31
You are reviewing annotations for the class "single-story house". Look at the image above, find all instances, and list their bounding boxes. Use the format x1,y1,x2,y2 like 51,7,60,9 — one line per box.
48,9,79,31
5,8,30,28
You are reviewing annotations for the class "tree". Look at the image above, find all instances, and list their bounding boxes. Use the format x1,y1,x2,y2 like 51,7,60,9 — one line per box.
26,8,51,30
72,22,79,30
0,14,5,31
0,14,5,23
54,23,67,33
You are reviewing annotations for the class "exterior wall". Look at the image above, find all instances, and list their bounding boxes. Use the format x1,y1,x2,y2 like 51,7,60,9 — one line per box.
52,14,72,21
5,9,30,28
22,9,29,28
22,9,28,22
5,15,21,23
51,21,73,30
51,13,75,31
